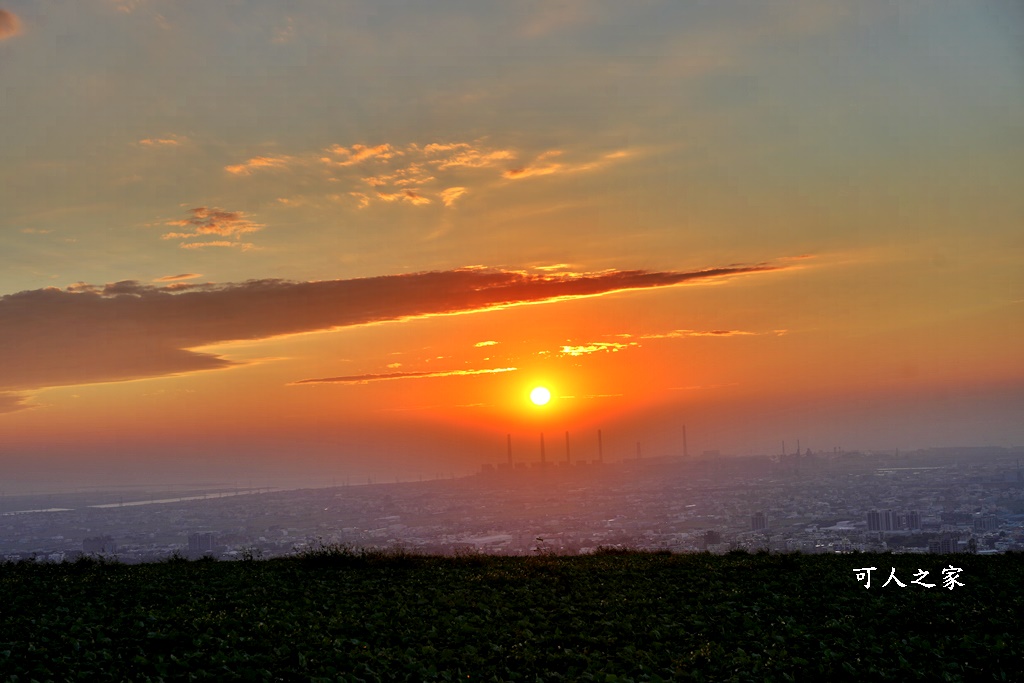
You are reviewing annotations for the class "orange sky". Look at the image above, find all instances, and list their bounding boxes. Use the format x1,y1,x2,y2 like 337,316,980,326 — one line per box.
0,1,1021,491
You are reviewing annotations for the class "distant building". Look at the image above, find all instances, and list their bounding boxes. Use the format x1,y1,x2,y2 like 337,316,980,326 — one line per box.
928,536,958,554
867,511,881,531
188,532,215,554
884,509,896,531
83,536,117,554
703,530,722,549
973,515,999,532
866,510,895,532
751,512,767,531
907,511,921,530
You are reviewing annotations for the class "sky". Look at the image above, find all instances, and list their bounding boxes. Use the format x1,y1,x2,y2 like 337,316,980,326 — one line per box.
1,1,1022,492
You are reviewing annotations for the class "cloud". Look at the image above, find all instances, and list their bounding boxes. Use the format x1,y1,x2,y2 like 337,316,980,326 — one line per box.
138,136,186,148
109,0,144,13
321,143,398,167
522,0,592,37
162,207,262,248
153,273,202,283
440,187,468,207
560,342,638,356
637,329,764,339
348,192,371,209
430,147,516,170
0,393,32,414
272,17,295,44
0,262,789,393
474,340,498,347
0,9,21,40
292,367,518,385
222,139,627,209
377,189,431,206
503,150,629,180
225,155,294,175
180,241,254,250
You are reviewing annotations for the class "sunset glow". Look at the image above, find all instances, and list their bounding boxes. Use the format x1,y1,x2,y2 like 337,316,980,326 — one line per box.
0,2,1021,492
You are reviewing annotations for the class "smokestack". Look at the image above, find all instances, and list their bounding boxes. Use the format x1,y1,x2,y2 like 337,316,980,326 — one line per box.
565,431,571,464
507,434,512,465
683,424,688,458
636,441,642,459
598,429,604,462
540,432,546,464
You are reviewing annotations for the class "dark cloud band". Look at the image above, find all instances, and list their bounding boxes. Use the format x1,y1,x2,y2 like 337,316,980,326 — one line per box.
0,263,786,392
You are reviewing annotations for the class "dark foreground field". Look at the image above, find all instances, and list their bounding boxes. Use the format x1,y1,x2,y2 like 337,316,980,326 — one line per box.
1,550,1021,682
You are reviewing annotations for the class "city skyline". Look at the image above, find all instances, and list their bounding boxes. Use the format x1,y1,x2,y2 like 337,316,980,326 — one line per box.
1,1,1022,492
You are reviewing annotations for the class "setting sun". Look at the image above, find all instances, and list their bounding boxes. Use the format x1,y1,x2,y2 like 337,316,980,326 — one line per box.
529,386,552,406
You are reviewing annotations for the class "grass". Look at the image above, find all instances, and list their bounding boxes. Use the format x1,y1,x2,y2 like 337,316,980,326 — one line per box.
1,549,1021,681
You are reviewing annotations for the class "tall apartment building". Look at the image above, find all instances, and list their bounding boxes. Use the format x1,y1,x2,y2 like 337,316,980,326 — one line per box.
188,532,215,554
751,512,767,531
866,509,896,532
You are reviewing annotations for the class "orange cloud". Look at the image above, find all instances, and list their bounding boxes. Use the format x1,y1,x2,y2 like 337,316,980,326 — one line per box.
179,241,254,250
504,149,629,180
377,190,430,206
292,367,518,385
162,207,262,249
0,262,789,392
0,9,22,40
432,147,516,170
0,392,31,414
321,143,397,167
222,140,627,210
138,136,186,147
637,329,762,339
348,192,371,209
153,273,202,282
560,342,638,356
440,187,468,207
225,155,294,175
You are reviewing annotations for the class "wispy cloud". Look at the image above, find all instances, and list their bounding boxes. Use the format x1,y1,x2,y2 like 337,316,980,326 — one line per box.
162,207,262,249
109,0,144,13
179,240,254,250
377,189,431,206
321,143,398,167
428,146,516,170
503,150,629,180
153,273,202,283
292,367,518,385
0,262,790,392
222,139,629,209
440,187,468,207
522,0,593,38
347,192,371,209
560,342,638,356
272,17,295,44
225,155,295,175
138,136,186,148
636,329,772,339
0,9,22,40
0,392,32,414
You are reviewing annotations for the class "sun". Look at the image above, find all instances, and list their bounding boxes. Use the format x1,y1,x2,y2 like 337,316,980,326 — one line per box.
529,386,552,406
